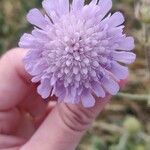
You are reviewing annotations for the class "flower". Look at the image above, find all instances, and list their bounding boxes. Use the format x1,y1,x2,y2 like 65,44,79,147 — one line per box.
19,0,136,108
123,116,141,133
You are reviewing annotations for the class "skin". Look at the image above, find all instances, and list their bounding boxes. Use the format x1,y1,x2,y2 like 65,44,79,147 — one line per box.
0,48,125,150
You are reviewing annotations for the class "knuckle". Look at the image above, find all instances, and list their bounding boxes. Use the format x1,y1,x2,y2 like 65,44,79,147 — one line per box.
1,48,18,59
1,48,25,64
58,104,96,132
0,49,19,67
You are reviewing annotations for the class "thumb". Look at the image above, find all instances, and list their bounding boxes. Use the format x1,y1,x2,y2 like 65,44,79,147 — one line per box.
21,80,126,150
20,95,111,150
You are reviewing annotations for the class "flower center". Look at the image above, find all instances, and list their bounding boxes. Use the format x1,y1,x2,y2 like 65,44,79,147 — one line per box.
45,15,110,87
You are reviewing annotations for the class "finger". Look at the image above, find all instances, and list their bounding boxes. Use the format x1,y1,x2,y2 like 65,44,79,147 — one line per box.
0,108,21,134
3,147,21,150
15,100,57,139
15,112,35,139
35,101,57,129
0,48,32,110
20,95,112,150
18,91,56,128
19,90,47,118
21,79,126,150
0,48,51,116
0,135,26,149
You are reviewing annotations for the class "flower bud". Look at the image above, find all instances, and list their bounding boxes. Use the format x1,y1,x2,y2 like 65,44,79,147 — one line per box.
123,116,142,133
139,4,150,23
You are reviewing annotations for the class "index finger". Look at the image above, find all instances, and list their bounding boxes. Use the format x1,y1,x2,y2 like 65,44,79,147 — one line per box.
0,48,31,110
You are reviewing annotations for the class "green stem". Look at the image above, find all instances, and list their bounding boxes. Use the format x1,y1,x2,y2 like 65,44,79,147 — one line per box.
116,132,130,150
116,92,150,102
142,23,150,80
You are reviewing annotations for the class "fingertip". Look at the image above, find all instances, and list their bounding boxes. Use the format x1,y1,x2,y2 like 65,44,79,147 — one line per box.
3,48,31,82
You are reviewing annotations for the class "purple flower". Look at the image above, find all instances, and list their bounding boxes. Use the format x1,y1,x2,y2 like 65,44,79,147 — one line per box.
19,0,136,108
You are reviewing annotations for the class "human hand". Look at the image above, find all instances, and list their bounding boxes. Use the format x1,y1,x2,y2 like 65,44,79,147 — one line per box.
0,48,125,150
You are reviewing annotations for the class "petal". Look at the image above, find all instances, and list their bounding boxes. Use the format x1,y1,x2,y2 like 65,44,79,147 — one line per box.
37,79,52,99
32,28,50,42
89,0,98,5
23,50,41,65
19,33,46,49
102,77,119,95
81,90,95,108
43,0,69,17
42,0,59,22
27,8,49,29
24,63,35,74
108,12,125,27
31,75,42,83
112,51,136,64
72,0,84,12
50,74,57,86
98,0,112,18
64,88,76,103
108,26,124,37
110,61,129,79
55,83,66,100
70,86,77,99
30,59,47,76
42,0,57,14
118,37,135,50
91,81,105,98
19,33,34,48
58,0,69,15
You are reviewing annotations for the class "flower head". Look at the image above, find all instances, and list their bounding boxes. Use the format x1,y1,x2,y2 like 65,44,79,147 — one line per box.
19,0,136,107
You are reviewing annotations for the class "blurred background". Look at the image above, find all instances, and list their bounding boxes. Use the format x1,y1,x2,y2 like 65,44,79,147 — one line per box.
0,0,150,150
